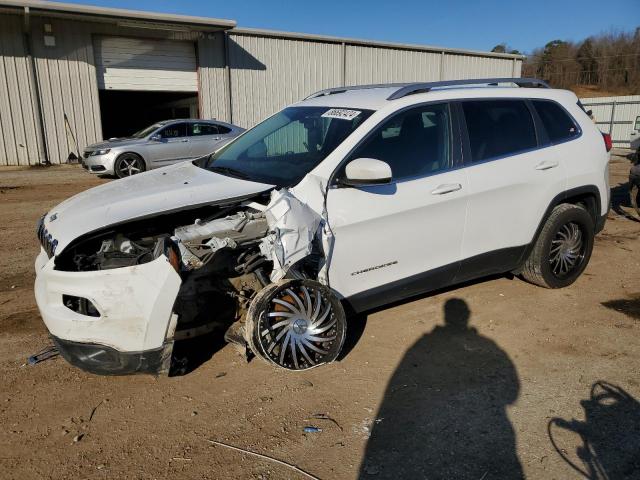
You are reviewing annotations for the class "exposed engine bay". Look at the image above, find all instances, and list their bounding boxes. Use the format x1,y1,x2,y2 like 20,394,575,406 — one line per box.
52,189,341,371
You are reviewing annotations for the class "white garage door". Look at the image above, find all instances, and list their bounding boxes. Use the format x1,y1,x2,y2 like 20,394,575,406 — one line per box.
94,36,198,92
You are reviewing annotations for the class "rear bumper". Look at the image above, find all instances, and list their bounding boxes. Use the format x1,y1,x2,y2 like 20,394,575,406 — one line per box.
51,335,172,375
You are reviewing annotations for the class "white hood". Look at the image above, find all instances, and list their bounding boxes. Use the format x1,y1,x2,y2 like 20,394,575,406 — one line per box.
43,162,274,255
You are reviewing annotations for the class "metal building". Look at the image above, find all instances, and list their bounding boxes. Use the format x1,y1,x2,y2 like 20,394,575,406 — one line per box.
0,0,524,166
580,95,640,148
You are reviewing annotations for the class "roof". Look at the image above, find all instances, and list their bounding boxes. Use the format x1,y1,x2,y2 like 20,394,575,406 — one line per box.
295,80,575,111
0,0,236,29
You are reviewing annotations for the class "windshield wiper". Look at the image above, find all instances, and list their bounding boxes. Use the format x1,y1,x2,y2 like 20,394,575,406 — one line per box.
209,165,251,180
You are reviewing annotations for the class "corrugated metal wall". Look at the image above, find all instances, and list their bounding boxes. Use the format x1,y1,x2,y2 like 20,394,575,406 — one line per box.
345,45,441,84
0,14,44,165
198,33,230,122
443,53,517,79
29,16,102,165
222,33,523,128
227,34,343,128
580,95,640,147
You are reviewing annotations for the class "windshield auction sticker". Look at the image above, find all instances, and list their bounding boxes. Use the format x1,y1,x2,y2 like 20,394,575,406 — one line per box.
321,108,361,120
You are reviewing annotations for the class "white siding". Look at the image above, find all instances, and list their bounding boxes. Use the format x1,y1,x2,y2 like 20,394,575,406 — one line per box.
94,36,197,91
198,33,230,122
0,14,44,165
345,45,441,84
581,95,640,147
443,54,515,80
30,16,102,165
227,34,342,128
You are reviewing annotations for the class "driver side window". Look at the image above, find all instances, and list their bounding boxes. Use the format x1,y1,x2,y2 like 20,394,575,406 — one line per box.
346,103,451,181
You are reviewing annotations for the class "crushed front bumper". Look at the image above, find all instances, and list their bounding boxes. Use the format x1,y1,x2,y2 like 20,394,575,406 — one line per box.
34,248,181,375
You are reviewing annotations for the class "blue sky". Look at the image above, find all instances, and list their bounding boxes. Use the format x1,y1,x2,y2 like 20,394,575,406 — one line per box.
59,0,638,54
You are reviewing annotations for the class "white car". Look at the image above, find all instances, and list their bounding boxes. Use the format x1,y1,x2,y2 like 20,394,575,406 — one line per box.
34,78,611,374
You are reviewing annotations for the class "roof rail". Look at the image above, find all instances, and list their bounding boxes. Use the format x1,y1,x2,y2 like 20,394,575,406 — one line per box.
386,78,550,100
304,83,410,100
304,78,550,101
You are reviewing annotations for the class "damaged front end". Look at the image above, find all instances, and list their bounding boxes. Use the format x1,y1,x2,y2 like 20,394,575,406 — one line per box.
36,189,342,375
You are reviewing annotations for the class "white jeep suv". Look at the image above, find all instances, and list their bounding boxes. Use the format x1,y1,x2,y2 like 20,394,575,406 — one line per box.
34,78,610,374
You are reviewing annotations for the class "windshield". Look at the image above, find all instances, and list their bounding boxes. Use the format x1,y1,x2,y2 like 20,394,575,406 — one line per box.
131,123,162,139
204,106,374,187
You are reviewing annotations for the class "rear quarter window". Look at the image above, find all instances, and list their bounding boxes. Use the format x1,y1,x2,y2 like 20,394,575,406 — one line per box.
532,100,579,144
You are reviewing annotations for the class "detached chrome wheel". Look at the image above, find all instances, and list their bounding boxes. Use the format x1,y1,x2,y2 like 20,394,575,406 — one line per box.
115,154,145,178
549,221,585,278
247,279,346,370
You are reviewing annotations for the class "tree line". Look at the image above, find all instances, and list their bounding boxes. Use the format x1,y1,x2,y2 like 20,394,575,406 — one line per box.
493,28,640,94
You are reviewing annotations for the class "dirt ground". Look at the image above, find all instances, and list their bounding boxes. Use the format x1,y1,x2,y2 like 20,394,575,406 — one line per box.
0,155,639,480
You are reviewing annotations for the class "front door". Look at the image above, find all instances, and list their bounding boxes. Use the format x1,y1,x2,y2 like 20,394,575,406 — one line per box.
326,103,468,310
146,122,189,165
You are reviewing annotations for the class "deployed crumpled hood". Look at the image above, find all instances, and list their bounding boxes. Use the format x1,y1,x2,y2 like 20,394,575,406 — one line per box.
43,162,274,255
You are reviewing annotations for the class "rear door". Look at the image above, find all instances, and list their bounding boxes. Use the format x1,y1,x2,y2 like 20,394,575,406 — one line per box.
188,122,223,157
145,123,189,165
457,99,568,281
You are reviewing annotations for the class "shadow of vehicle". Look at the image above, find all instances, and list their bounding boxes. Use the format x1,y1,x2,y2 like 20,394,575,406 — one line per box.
548,381,640,479
359,298,523,479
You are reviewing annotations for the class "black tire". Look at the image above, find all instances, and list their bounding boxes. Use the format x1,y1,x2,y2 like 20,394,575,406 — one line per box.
246,279,346,371
114,153,145,178
521,203,594,289
631,183,640,219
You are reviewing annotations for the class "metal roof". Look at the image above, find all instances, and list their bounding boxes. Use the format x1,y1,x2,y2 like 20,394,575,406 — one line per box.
0,0,236,29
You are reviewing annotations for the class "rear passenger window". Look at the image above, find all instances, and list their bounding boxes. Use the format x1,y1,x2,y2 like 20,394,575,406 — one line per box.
190,123,219,136
347,103,451,180
462,100,536,162
532,100,579,143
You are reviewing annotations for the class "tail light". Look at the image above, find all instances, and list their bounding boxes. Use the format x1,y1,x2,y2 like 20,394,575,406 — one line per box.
602,133,612,152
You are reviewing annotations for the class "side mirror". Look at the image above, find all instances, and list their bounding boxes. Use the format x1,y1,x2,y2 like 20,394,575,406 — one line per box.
340,158,392,187
150,134,162,142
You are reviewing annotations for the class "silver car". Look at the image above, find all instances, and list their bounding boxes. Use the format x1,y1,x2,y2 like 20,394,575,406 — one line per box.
82,119,244,178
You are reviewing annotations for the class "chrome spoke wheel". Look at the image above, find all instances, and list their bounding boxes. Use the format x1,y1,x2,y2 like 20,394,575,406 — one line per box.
248,279,346,370
117,156,143,177
549,221,585,278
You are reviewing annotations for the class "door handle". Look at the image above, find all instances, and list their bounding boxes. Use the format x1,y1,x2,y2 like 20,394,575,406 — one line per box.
535,160,559,171
181,138,189,142
431,183,462,195
213,137,221,141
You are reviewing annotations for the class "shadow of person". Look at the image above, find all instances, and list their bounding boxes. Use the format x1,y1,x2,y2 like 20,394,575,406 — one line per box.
548,381,640,479
359,298,523,479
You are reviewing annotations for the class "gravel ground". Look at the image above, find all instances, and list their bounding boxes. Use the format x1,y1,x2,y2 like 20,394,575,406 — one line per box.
0,156,638,480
